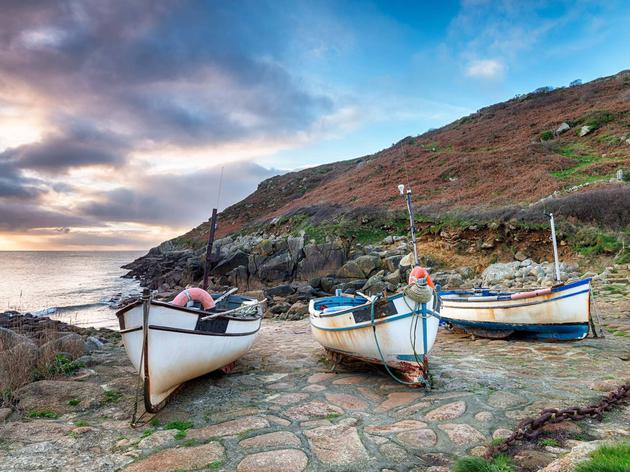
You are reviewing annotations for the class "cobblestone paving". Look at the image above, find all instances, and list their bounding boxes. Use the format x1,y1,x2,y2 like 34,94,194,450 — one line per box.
0,298,628,472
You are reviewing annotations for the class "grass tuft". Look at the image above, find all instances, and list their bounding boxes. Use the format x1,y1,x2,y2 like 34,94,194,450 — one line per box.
27,410,59,419
453,454,515,472
67,398,80,406
539,438,561,447
575,441,630,472
164,420,193,431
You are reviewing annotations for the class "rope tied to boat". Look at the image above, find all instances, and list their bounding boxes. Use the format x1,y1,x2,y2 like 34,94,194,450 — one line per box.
368,287,438,388
403,278,433,305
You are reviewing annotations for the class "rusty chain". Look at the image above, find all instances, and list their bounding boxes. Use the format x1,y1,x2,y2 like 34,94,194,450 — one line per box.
486,381,630,458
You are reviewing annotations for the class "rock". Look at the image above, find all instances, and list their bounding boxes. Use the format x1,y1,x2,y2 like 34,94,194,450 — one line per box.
187,416,269,439
365,420,428,434
555,122,571,134
578,125,593,137
399,253,415,267
336,260,365,279
518,449,561,471
438,424,485,445
361,271,394,295
253,238,274,256
285,400,344,421
379,441,408,461
0,327,32,351
446,273,464,288
324,393,368,410
482,262,520,285
492,428,513,440
396,428,438,448
286,302,308,320
14,380,105,414
85,336,104,353
239,431,301,448
384,255,403,272
214,250,250,276
40,332,86,358
138,429,176,450
474,411,493,422
266,393,309,405
383,269,401,284
514,251,527,262
259,252,294,282
123,441,224,472
297,243,345,280
424,401,466,421
375,392,420,412
237,449,308,472
304,419,369,466
354,255,380,277
0,407,11,422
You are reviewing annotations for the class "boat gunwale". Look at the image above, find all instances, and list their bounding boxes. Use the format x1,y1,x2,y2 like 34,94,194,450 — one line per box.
310,307,440,332
440,317,589,329
310,291,406,318
147,323,261,337
116,297,264,322
439,278,591,304
439,287,589,310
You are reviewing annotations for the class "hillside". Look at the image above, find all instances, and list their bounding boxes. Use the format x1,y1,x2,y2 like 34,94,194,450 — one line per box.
180,70,629,245
123,71,630,292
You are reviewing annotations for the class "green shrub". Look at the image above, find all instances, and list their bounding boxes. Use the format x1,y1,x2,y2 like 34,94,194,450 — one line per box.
582,110,615,130
575,441,630,472
571,227,622,256
103,390,122,404
540,130,554,141
67,398,80,406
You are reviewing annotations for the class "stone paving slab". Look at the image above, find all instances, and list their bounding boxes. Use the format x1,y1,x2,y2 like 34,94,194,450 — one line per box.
0,298,628,471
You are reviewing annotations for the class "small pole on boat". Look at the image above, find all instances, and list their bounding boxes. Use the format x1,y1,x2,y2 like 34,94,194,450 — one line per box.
546,212,561,282
202,208,218,291
399,184,419,265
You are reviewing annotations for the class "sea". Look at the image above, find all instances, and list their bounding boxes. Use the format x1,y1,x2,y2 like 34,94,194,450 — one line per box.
0,251,145,329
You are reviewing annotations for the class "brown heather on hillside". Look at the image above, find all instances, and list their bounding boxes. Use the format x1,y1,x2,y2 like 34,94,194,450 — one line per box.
184,71,630,244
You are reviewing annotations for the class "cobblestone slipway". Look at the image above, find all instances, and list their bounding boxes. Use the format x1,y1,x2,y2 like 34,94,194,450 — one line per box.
0,296,628,472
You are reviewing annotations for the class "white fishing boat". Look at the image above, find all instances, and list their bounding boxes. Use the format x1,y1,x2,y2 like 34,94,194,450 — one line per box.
309,286,440,384
439,278,592,340
309,183,441,385
438,213,597,341
117,289,264,412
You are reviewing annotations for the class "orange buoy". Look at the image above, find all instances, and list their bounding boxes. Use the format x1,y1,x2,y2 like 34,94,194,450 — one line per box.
408,266,435,288
172,287,216,310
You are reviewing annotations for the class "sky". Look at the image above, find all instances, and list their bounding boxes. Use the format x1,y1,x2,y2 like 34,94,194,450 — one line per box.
1,0,629,251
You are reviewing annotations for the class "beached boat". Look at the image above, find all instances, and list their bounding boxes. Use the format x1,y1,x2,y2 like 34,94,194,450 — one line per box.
439,278,592,340
117,290,264,412
309,286,440,384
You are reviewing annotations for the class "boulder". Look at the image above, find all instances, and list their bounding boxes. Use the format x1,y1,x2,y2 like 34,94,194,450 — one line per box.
286,302,308,320
578,125,593,137
253,239,274,256
336,261,365,279
214,250,250,276
287,236,305,263
514,251,527,262
362,271,395,295
15,380,105,414
40,333,86,359
259,252,294,282
354,255,380,278
85,336,104,353
384,255,403,272
555,122,571,134
266,284,295,297
482,262,520,285
297,243,345,280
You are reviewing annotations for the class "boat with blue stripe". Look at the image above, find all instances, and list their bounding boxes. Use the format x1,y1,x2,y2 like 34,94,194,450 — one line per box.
308,287,441,384
439,278,592,340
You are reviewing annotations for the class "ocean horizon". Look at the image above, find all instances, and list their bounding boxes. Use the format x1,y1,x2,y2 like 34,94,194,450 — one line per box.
0,251,145,329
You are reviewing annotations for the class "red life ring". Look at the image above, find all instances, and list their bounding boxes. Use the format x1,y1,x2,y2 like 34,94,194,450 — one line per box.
171,287,216,310
408,266,435,288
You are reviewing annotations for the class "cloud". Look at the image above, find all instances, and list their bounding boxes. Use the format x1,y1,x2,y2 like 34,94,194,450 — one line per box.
1,125,128,173
465,59,506,80
0,201,93,231
79,161,278,226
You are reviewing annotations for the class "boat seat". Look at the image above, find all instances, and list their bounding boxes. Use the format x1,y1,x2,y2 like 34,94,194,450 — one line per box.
322,305,354,314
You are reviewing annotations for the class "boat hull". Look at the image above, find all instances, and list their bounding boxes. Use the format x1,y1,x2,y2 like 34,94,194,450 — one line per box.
309,293,440,377
439,278,591,341
118,299,262,411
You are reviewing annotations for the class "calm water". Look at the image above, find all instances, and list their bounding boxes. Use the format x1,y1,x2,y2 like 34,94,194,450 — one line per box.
0,251,144,329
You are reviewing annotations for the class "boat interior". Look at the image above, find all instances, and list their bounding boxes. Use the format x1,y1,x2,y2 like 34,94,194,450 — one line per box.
311,295,370,314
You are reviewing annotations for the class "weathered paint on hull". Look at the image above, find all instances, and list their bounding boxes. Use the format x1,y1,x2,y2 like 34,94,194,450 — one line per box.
119,303,261,410
309,293,439,371
440,279,591,340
